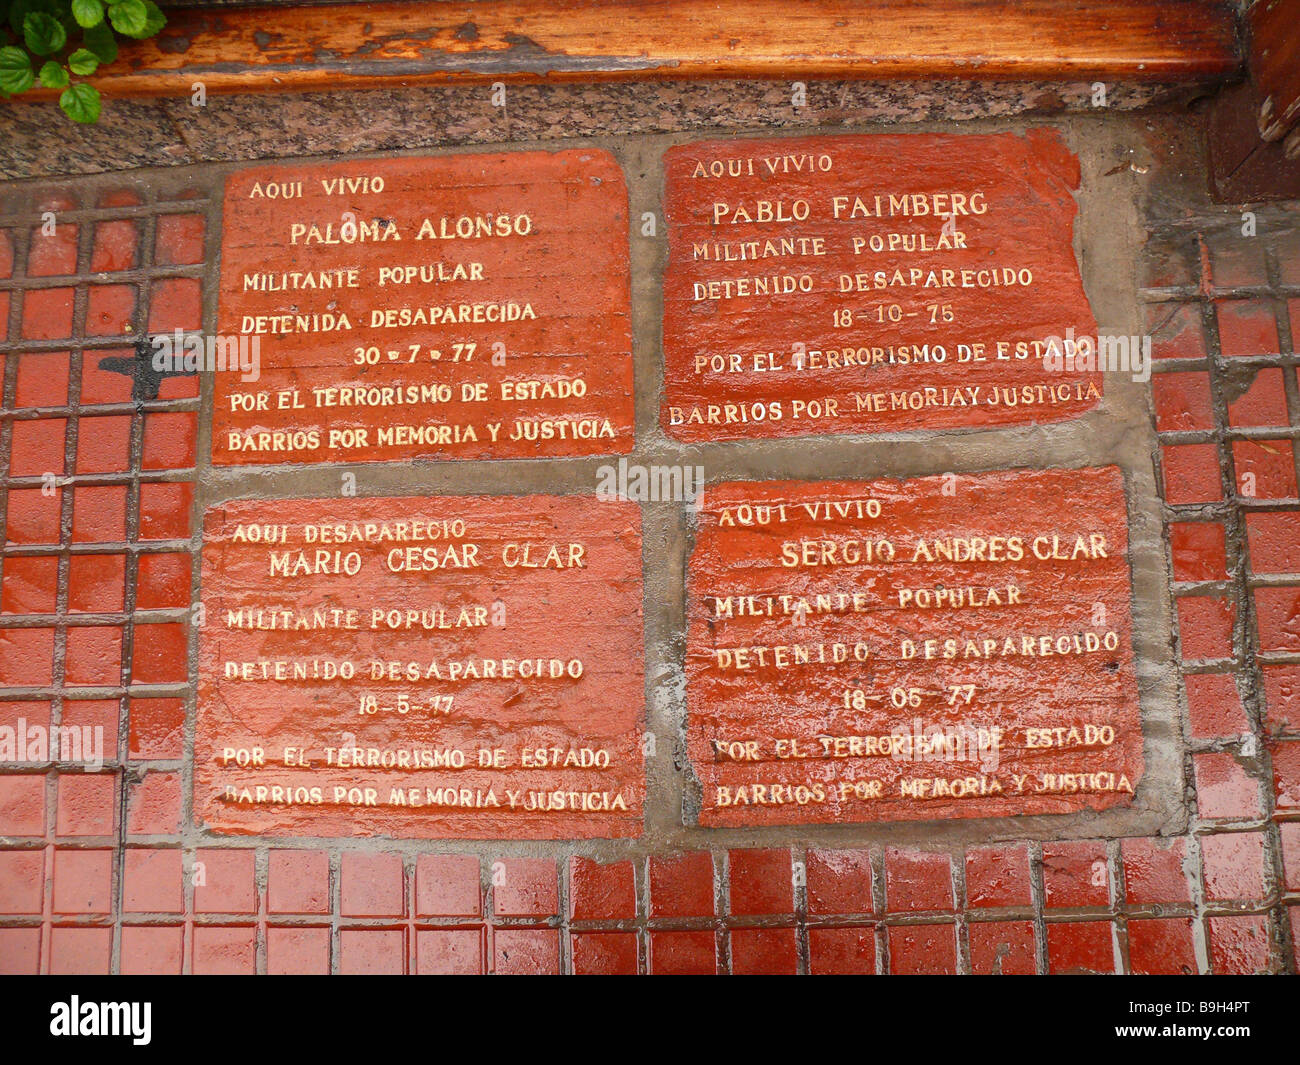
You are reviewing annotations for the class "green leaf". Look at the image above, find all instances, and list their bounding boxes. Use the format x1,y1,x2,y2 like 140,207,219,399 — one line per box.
0,46,35,95
59,81,101,123
38,60,68,88
133,0,165,39
24,11,67,55
107,0,146,36
71,0,104,29
66,48,98,75
83,20,117,63
8,1,41,37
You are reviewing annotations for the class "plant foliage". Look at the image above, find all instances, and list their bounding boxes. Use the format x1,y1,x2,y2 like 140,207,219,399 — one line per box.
0,0,165,123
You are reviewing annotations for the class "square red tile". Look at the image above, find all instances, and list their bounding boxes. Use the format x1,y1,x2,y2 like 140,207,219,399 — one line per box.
1046,921,1116,973
0,849,44,914
72,485,127,543
0,627,55,686
1121,837,1191,904
155,214,205,265
0,774,47,835
8,417,66,477
0,927,40,974
128,698,184,759
148,278,201,332
90,219,138,272
50,925,113,974
130,622,188,684
20,287,73,340
1233,440,1297,500
85,284,136,337
1199,831,1267,901
268,850,330,914
122,848,183,912
885,847,953,912
417,928,484,975
806,848,874,915
570,932,637,975
80,347,137,405
1185,672,1249,739
493,928,559,975
1,556,59,614
27,223,78,276
340,851,404,917
731,927,797,974
649,852,714,917
1152,372,1214,432
1263,664,1300,735
1042,840,1110,907
1207,914,1271,974
138,482,193,541
192,925,256,974
136,552,190,610
193,848,257,913
414,854,480,917
1148,304,1206,359
729,848,793,915
968,920,1037,974
1228,367,1290,428
1194,751,1263,820
13,351,70,408
74,415,131,474
119,924,183,974
142,412,197,470
1169,522,1228,583
67,553,125,613
492,857,557,917
808,926,876,974
55,772,117,836
1162,443,1222,505
267,927,330,975
1248,514,1300,574
61,699,117,762
1176,594,1235,662
339,929,405,975
1128,917,1198,974
1255,586,1300,654
1216,300,1279,357
569,856,635,921
648,930,716,975
5,488,61,544
965,844,1033,908
64,625,122,686
887,923,957,974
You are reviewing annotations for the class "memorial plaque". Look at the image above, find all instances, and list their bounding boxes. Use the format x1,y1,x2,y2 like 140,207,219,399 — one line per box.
214,149,634,465
686,466,1142,826
197,494,644,838
662,130,1102,441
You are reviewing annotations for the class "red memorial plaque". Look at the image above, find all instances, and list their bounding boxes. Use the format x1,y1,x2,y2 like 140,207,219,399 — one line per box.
213,149,633,465
686,467,1142,826
662,130,1103,441
197,494,644,838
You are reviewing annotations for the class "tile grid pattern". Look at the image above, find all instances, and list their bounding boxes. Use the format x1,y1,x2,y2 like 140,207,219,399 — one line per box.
0,182,1297,974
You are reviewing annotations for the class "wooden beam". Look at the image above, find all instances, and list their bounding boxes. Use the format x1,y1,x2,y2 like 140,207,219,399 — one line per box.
1250,0,1300,148
22,0,1243,100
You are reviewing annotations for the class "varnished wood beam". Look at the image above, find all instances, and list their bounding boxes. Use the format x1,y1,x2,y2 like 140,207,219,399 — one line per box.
19,0,1244,101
